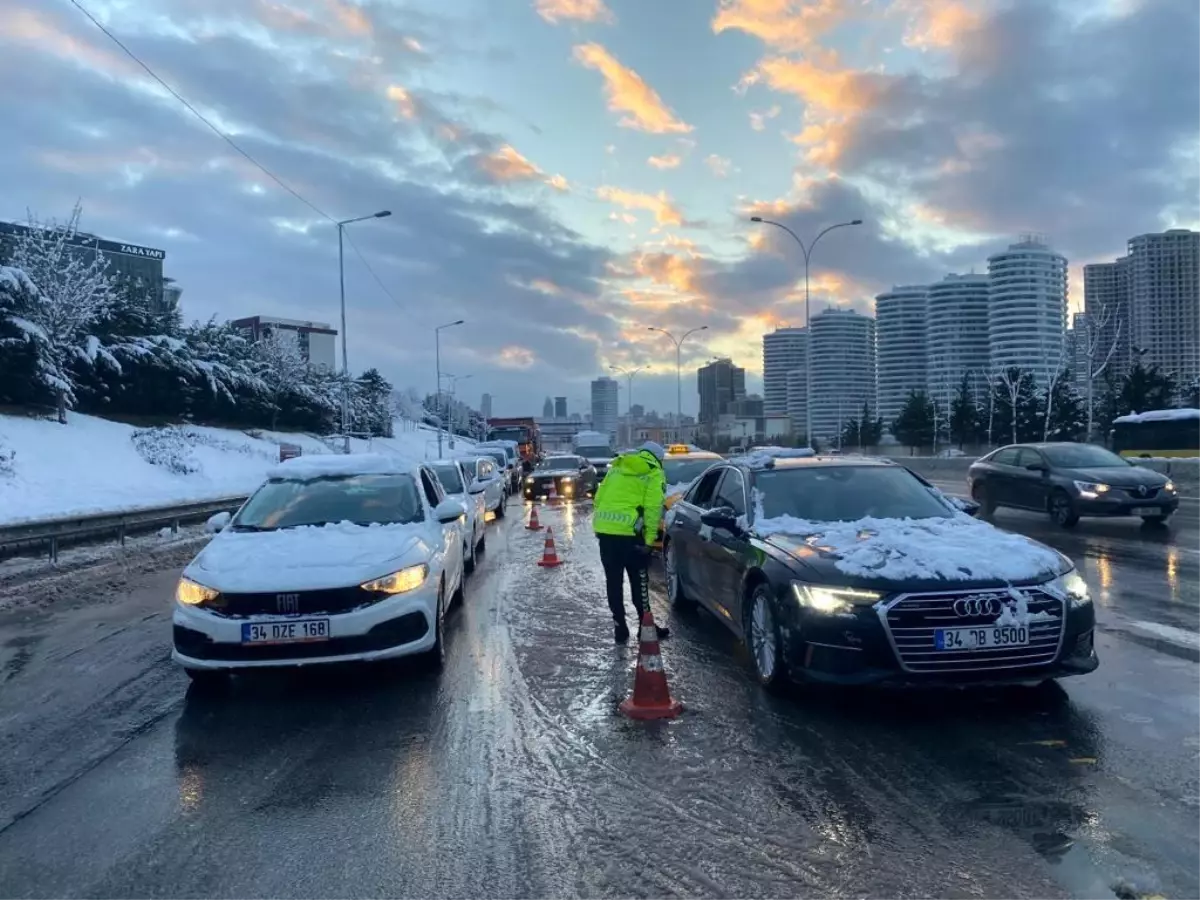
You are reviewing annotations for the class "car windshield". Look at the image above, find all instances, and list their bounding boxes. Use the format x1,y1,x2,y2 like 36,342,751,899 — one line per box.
754,466,952,523
233,474,424,530
484,450,507,467
663,458,717,485
430,464,464,493
538,457,579,470
1041,444,1129,468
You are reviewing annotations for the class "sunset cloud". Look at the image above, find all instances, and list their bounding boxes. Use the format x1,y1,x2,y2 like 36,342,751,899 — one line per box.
535,0,614,25
597,186,685,226
705,154,734,177
712,0,850,52
496,345,537,369
898,0,983,49
386,85,419,119
476,145,542,182
748,105,781,131
572,43,693,134
647,153,682,170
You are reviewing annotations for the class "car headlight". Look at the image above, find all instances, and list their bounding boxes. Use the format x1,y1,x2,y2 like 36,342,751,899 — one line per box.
525,476,534,484
176,576,219,606
1073,480,1111,498
1048,569,1091,609
361,564,428,595
561,476,575,482
1165,480,1176,493
792,582,883,615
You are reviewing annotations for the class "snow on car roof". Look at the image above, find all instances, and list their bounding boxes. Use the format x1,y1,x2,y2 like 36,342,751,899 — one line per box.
268,453,421,480
1113,408,1200,424
730,447,816,469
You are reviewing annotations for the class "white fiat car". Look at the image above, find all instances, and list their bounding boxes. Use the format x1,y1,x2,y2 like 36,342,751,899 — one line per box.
429,458,487,573
173,454,466,686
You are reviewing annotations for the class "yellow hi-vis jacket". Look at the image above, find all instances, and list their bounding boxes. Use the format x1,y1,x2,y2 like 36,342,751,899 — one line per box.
592,450,665,545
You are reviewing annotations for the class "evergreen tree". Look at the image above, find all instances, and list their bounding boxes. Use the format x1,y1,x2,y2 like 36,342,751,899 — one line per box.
949,374,981,448
1042,375,1086,441
1119,361,1176,414
892,390,935,452
990,368,1040,444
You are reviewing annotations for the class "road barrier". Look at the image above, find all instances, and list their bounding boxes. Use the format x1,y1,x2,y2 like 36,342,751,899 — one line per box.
889,456,1200,496
0,496,248,564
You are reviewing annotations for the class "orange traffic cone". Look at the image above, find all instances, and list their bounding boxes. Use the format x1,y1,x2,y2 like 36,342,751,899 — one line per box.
619,610,683,720
536,527,562,567
526,506,543,530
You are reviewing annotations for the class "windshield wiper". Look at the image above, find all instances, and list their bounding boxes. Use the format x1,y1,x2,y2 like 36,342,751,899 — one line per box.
229,523,276,532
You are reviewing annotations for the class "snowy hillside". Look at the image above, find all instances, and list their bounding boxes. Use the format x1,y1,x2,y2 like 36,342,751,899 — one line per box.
0,412,476,525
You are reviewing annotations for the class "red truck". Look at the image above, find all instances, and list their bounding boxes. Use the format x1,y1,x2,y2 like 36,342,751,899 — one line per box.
486,417,541,469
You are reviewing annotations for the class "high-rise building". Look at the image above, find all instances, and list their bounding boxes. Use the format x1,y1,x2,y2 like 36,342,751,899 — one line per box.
480,393,493,419
696,358,745,424
542,396,554,419
762,327,808,416
987,236,1069,385
874,285,928,426
925,274,990,412
1083,256,1131,377
786,370,807,440
1127,229,1199,385
590,377,619,440
231,316,338,370
554,396,567,419
809,308,876,444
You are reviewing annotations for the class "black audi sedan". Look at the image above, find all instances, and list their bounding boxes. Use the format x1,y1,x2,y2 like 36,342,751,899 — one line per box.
522,454,597,501
967,442,1179,528
662,454,1098,690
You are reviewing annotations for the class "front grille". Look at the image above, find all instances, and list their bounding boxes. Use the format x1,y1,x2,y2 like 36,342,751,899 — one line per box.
526,476,580,494
204,586,381,618
174,613,428,661
881,588,1065,674
1118,486,1159,500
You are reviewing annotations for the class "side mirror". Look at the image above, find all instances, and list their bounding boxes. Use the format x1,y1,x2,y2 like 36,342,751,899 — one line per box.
205,511,232,534
468,478,487,495
434,499,467,524
1025,462,1048,473
949,496,981,517
700,506,740,532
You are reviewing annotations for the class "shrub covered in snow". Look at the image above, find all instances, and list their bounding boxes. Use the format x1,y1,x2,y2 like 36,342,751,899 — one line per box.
0,439,14,477
131,426,201,476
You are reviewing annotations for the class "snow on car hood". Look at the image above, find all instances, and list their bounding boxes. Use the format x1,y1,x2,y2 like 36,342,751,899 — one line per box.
532,468,580,477
186,521,431,593
755,513,1065,583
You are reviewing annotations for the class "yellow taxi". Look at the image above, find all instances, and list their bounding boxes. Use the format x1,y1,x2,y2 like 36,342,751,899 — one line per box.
653,444,722,551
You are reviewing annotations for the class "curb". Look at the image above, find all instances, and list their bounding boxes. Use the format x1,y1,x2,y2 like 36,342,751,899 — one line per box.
1097,623,1200,663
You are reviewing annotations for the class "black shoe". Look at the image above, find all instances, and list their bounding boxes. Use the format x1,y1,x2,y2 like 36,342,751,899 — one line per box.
614,621,630,643
655,625,670,641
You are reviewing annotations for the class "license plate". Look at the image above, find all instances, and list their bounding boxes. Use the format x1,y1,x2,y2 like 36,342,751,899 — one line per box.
1132,506,1161,516
241,619,330,644
935,625,1028,651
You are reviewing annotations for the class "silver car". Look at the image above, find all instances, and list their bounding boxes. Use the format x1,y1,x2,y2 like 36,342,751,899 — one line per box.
430,459,488,573
461,455,507,519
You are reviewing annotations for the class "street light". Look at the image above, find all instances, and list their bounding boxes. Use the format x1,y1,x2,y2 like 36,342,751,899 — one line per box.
435,319,465,457
750,216,862,446
647,325,708,423
610,365,645,447
441,372,473,448
336,209,391,453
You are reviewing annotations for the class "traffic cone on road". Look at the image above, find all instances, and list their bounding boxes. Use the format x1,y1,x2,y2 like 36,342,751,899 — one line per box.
536,527,562,567
619,611,683,720
526,506,543,530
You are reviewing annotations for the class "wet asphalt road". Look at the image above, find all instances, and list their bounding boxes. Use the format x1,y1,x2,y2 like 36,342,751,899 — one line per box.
0,498,1196,899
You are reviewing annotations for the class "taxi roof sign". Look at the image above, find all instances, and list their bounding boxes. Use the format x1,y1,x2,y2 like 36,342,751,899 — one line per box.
667,444,692,454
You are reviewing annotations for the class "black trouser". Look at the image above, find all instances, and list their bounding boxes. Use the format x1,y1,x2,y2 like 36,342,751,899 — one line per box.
597,534,648,624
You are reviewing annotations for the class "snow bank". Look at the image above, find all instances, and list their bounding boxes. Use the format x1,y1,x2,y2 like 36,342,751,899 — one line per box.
0,411,472,525
1113,408,1199,424
753,512,1064,582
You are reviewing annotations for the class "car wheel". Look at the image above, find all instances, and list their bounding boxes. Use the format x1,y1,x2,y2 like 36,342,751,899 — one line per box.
1141,513,1171,527
1048,489,1080,528
453,564,466,606
495,498,506,519
464,536,476,574
477,531,487,554
747,582,785,691
424,583,446,669
185,668,230,691
663,539,694,610
971,481,995,516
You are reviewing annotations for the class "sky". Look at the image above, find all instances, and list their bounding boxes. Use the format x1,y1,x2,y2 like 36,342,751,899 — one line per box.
2,0,1197,418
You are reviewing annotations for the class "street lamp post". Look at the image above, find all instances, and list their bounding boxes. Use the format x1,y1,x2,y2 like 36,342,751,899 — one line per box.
610,365,645,446
750,216,862,447
647,325,709,425
435,319,465,457
441,372,473,449
336,210,392,453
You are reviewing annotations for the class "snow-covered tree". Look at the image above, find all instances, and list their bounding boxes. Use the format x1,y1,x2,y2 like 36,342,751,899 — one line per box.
1041,375,1086,441
352,368,394,437
253,330,312,429
8,205,118,422
1077,302,1123,440
0,265,68,411
1039,351,1072,441
990,367,1040,444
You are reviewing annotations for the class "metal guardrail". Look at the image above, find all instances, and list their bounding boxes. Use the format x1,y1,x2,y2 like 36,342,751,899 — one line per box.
0,496,249,564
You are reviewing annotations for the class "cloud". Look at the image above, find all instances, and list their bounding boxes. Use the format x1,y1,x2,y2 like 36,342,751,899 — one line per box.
495,345,537,368
705,154,734,177
712,0,851,52
748,104,781,131
534,0,614,25
572,42,693,134
472,144,568,191
597,186,685,226
647,153,682,170
897,0,984,50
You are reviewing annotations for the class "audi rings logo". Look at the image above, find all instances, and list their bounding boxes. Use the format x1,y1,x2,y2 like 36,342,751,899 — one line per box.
953,595,1002,617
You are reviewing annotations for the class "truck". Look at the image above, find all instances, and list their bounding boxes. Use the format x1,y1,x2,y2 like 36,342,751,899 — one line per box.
486,417,541,469
573,430,616,476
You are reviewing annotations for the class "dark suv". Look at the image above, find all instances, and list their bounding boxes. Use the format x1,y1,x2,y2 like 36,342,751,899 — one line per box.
967,442,1179,528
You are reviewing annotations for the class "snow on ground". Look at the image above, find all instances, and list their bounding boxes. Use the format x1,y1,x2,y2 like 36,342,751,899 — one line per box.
0,411,474,525
1113,408,1199,423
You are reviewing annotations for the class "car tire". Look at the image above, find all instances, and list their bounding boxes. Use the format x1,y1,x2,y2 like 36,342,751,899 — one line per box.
424,583,446,669
1049,489,1080,528
1141,514,1171,527
663,539,694,610
185,668,230,691
746,582,785,691
464,535,476,574
453,565,466,607
477,531,487,554
495,498,506,520
971,481,995,516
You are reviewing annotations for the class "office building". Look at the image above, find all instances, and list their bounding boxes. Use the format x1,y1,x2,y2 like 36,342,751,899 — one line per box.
1082,256,1131,376
696,358,746,424
762,327,808,416
480,393,493,419
0,219,168,313
925,274,990,411
875,285,928,426
809,308,876,445
730,394,765,418
590,376,619,440
987,236,1068,385
1127,229,1199,385
232,316,338,370
554,396,567,419
542,396,554,419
